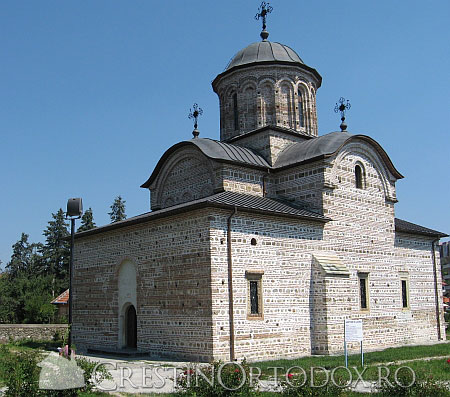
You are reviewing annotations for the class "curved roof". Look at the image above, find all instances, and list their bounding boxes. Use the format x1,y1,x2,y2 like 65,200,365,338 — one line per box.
212,41,322,90
141,138,270,188
275,131,404,179
225,41,303,71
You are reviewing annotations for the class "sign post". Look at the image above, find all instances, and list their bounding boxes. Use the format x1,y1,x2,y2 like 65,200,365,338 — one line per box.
344,319,363,368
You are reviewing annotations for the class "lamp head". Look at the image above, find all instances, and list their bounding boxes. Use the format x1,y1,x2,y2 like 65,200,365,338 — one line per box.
67,198,83,218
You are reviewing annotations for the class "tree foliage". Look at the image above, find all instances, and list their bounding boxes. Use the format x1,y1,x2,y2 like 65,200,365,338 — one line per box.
0,210,71,324
41,209,70,296
77,207,96,232
0,200,127,324
108,195,126,223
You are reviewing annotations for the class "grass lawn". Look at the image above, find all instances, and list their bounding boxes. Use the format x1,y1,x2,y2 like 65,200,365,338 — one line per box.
1,337,449,396
1,338,62,351
252,341,450,382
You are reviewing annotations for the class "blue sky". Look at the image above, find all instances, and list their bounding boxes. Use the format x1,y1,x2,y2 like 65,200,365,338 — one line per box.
1,0,449,267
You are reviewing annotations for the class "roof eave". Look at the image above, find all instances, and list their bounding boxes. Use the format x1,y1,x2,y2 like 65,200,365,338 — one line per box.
75,200,330,239
395,228,449,238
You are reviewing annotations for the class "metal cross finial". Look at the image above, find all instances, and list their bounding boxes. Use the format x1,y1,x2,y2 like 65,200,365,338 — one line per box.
188,103,203,138
334,97,351,131
255,2,273,41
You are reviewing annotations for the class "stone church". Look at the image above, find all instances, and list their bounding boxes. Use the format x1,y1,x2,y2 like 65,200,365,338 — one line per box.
72,13,447,362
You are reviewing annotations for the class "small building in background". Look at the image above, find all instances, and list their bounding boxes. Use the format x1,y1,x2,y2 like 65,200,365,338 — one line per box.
51,289,69,320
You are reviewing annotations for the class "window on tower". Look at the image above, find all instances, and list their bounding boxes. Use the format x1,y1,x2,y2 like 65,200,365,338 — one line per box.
298,88,305,128
233,93,239,131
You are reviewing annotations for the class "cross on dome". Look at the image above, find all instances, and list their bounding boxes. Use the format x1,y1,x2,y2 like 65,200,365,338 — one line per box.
334,97,351,132
188,103,203,138
255,2,273,41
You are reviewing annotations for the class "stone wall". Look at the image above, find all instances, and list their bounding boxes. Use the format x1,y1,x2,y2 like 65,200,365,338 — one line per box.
268,162,326,213
209,209,326,361
219,164,265,196
0,324,68,343
72,208,214,362
230,128,308,166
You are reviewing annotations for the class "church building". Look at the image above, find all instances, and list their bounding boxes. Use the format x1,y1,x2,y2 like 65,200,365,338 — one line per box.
72,6,447,362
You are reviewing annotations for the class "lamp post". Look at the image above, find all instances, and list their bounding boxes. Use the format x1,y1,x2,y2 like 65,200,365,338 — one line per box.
66,198,83,357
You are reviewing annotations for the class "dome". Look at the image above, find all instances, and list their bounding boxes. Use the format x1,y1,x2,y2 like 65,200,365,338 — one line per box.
225,41,304,71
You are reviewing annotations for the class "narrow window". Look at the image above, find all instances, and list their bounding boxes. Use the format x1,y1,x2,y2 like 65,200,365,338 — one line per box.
400,274,409,309
401,280,408,308
358,273,369,310
355,164,364,189
250,281,259,314
298,88,304,127
233,93,239,131
245,271,263,318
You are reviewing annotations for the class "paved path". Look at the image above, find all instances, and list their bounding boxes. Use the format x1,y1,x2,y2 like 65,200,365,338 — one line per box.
373,355,450,366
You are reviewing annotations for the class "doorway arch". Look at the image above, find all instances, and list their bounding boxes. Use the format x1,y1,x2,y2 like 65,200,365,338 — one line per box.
125,304,137,348
118,260,137,349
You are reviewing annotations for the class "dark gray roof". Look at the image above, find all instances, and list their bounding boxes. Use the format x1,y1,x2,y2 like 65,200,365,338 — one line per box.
207,191,328,221
190,138,269,167
275,131,351,168
75,191,330,239
395,218,448,238
212,41,322,91
274,131,404,179
141,138,270,188
225,41,303,71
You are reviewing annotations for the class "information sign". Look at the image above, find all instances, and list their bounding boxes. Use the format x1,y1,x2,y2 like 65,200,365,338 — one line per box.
344,319,363,342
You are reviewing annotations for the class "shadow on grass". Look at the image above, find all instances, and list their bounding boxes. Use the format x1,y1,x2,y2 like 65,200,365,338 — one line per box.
3,338,62,351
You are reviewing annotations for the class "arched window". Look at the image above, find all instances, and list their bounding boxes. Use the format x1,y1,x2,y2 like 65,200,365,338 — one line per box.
261,84,275,125
244,87,256,130
281,84,295,129
233,93,239,131
355,164,365,189
298,88,305,127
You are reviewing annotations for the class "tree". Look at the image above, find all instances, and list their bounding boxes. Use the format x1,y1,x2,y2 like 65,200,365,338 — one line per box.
41,209,70,297
5,233,43,279
0,273,17,323
6,233,32,279
109,196,126,223
77,207,96,232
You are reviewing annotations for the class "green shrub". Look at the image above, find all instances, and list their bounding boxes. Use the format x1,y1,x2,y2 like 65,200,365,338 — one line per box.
75,357,112,393
0,345,111,397
175,360,258,396
377,370,450,396
0,346,42,396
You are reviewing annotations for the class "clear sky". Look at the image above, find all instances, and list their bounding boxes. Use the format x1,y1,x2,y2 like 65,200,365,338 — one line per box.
1,0,449,267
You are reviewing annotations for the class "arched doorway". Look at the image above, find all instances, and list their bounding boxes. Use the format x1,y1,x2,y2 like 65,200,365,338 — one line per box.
125,304,137,349
118,260,137,349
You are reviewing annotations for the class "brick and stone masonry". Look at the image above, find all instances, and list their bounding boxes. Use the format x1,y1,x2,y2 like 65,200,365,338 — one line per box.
72,28,446,362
